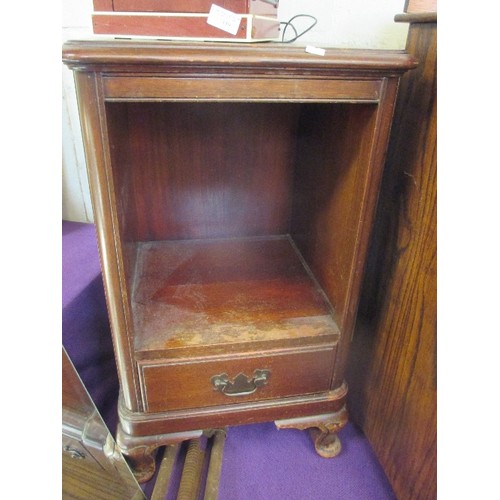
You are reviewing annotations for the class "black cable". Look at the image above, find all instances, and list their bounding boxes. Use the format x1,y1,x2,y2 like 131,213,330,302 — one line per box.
279,21,298,42
280,14,318,44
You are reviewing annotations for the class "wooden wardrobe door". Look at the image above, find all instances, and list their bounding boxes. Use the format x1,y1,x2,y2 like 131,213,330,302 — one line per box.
348,12,437,500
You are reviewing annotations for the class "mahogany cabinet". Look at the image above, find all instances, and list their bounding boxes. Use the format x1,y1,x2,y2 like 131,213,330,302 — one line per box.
62,40,416,482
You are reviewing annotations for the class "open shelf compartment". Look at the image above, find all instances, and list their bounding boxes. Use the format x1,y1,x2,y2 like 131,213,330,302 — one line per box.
105,100,378,361
131,235,340,358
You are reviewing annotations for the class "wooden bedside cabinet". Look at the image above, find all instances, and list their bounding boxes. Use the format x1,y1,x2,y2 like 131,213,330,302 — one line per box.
62,40,416,482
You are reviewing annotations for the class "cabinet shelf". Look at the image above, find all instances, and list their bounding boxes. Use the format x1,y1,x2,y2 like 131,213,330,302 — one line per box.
132,235,340,359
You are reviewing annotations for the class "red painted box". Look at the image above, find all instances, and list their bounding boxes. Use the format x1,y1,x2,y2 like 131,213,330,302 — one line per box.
92,0,280,42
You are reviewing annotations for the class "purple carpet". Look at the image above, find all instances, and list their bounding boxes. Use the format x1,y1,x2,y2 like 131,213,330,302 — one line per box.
62,220,395,499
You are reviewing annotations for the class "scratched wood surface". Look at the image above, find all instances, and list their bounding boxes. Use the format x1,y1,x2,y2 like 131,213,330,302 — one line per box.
348,15,437,500
132,236,340,358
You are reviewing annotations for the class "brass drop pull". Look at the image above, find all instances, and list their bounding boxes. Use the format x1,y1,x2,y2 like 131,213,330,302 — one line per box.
63,445,86,459
211,369,271,396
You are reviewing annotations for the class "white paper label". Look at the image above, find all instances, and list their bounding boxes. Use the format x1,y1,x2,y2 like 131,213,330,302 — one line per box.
305,46,326,57
207,4,242,35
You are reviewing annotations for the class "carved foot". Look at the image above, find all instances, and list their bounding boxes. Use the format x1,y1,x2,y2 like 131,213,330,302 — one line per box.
115,424,158,483
275,406,348,459
123,443,158,483
309,427,342,458
116,423,203,483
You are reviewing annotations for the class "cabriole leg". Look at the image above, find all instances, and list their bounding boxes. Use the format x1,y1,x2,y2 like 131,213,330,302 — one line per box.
116,422,203,483
116,423,159,483
275,406,348,459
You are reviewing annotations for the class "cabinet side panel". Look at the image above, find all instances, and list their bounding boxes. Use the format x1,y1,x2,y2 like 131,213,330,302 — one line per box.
105,102,139,300
291,87,399,388
73,72,141,412
291,103,377,331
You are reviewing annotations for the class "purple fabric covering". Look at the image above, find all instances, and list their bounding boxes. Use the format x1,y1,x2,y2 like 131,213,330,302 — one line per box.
62,220,119,432
218,423,395,500
62,220,395,499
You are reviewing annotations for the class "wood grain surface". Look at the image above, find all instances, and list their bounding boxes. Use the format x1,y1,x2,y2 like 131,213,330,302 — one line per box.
62,348,145,499
92,14,250,39
62,40,417,76
131,236,339,358
62,452,144,500
107,102,298,242
348,16,437,500
94,0,277,15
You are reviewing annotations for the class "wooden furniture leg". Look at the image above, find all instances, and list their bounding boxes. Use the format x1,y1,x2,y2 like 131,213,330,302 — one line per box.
275,406,348,458
116,423,203,483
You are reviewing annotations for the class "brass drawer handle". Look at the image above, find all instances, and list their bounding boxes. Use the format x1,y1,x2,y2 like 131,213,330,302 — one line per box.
63,445,86,459
211,369,271,396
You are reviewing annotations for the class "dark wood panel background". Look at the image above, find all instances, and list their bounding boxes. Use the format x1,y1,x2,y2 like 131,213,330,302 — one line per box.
107,102,299,242
347,15,437,500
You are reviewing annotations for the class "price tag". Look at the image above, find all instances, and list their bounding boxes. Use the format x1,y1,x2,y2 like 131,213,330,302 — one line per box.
207,4,242,36
305,46,326,57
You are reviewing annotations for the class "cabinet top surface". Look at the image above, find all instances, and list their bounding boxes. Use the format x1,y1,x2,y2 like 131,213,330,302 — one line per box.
62,39,417,75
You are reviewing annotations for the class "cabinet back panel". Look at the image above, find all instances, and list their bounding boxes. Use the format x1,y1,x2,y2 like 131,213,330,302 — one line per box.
106,102,299,242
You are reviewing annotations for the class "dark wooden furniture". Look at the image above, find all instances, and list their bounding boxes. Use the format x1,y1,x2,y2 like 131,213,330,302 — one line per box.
347,12,437,500
62,41,415,482
62,347,145,499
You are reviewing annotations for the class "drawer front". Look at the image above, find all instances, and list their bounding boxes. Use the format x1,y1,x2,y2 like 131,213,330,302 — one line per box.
140,347,335,412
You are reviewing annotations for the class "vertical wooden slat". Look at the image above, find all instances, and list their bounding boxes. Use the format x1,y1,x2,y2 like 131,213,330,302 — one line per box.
151,444,180,500
204,430,227,500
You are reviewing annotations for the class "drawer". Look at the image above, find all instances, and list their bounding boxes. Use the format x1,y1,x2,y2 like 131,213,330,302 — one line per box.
139,347,335,412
